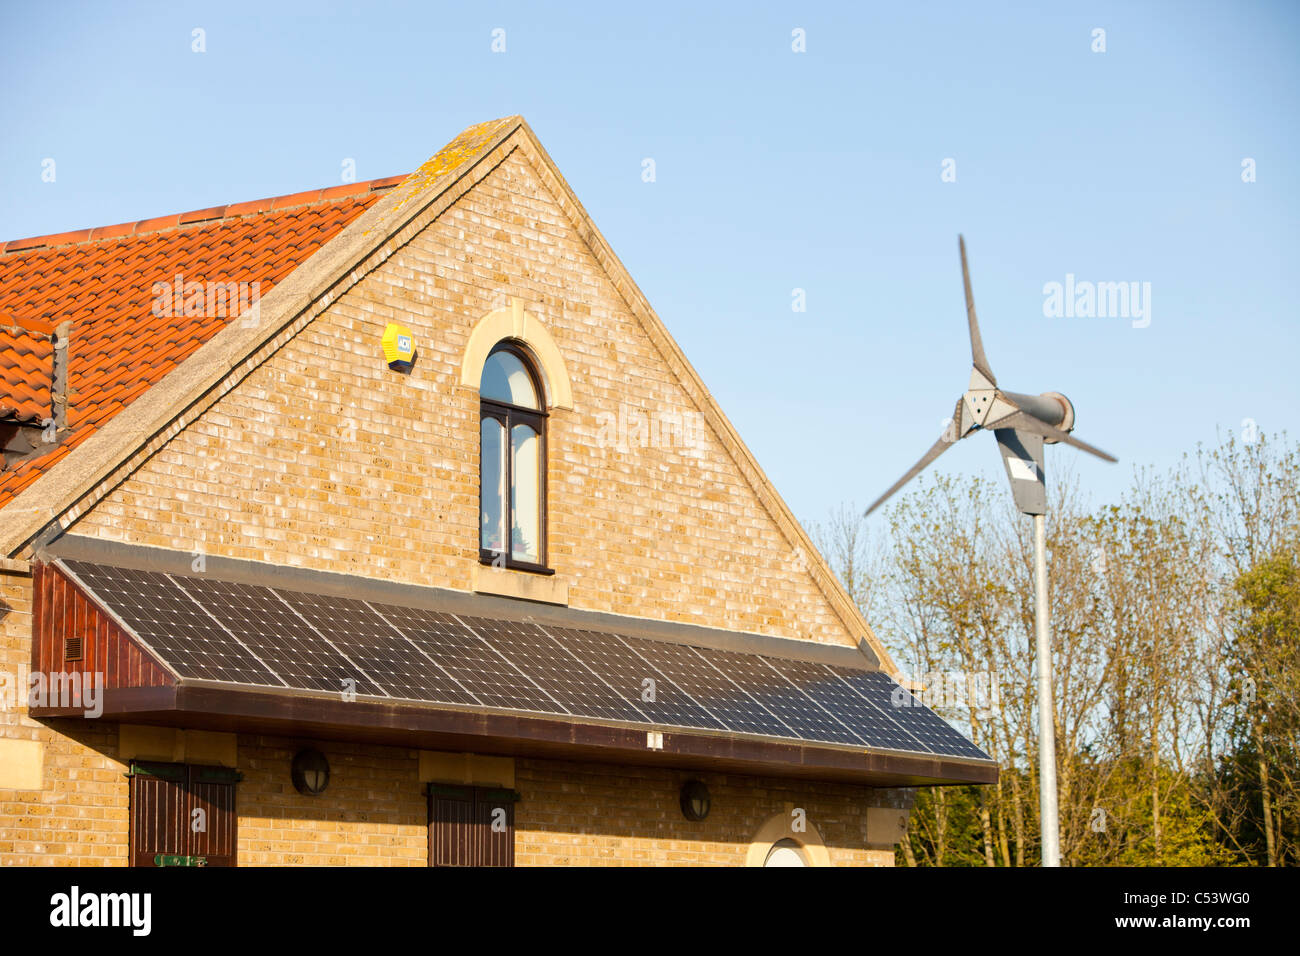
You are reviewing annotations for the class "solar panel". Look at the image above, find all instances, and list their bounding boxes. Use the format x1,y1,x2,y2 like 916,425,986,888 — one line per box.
171,576,381,696
831,667,992,760
458,617,647,723
619,636,797,739
770,657,928,753
63,561,279,686
535,625,726,730
59,559,992,763
275,588,474,704
690,648,863,746
372,603,561,714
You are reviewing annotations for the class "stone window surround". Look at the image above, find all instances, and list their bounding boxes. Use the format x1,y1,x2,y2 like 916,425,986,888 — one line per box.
459,298,573,411
461,298,573,605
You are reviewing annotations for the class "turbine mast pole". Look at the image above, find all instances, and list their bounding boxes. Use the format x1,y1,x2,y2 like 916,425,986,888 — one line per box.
1033,511,1061,866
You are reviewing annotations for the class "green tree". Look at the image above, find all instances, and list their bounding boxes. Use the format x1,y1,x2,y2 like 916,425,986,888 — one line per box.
1223,552,1300,865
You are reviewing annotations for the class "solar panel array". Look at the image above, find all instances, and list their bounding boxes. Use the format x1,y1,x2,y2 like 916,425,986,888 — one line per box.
64,560,990,761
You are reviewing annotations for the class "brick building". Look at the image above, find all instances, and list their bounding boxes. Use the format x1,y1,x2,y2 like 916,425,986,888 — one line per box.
0,116,994,867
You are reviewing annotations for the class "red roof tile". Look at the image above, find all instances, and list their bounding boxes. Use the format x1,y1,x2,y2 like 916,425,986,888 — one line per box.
0,315,55,423
0,175,404,508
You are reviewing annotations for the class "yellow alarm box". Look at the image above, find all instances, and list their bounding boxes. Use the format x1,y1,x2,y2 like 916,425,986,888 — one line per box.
382,323,417,371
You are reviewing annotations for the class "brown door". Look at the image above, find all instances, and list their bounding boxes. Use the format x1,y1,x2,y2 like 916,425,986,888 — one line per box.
129,765,188,866
187,766,238,867
129,762,239,867
428,784,516,867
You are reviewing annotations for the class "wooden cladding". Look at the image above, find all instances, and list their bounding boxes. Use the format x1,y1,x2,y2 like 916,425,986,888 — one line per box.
129,762,238,867
428,784,517,867
31,561,172,696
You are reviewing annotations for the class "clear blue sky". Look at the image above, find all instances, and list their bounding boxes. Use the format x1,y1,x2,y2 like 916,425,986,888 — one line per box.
3,1,1297,529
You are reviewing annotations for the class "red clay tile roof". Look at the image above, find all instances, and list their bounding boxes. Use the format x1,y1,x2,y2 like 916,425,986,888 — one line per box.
0,175,405,508
0,315,56,423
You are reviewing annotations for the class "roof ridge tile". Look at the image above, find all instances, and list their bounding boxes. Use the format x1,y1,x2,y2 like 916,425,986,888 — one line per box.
1,174,406,255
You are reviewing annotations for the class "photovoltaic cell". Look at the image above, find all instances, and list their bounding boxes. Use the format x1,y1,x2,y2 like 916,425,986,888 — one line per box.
171,576,379,696
373,603,559,714
275,589,474,704
831,667,992,760
535,625,725,730
772,657,927,753
63,561,278,686
459,617,646,723
620,636,796,739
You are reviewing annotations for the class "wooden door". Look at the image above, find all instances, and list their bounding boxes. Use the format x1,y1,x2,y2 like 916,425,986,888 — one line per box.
129,762,239,867
428,784,516,867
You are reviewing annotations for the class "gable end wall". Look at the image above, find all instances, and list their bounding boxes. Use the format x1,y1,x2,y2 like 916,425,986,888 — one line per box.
69,147,857,647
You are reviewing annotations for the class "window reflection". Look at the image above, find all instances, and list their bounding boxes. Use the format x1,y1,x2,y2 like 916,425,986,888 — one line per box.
480,418,506,554
481,351,539,408
511,424,540,563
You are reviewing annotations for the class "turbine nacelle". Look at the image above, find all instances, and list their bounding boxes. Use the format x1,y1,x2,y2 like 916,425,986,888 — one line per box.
951,373,1074,442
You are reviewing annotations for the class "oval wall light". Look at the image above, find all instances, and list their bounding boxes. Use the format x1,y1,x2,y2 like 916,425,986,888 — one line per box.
291,748,330,796
679,780,711,821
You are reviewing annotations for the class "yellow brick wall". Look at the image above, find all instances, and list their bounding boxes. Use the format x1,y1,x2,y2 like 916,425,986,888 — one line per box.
71,147,855,647
236,736,426,866
0,567,129,866
234,742,905,867
514,758,905,867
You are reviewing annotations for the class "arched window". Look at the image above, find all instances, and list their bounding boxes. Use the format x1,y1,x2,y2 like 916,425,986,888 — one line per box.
479,342,549,572
763,838,808,867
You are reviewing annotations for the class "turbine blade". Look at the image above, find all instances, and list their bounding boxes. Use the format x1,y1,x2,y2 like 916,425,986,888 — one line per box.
864,435,959,516
989,411,1118,463
959,235,997,387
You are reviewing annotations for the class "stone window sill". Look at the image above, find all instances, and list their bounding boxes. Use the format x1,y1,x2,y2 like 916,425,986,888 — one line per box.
471,563,569,606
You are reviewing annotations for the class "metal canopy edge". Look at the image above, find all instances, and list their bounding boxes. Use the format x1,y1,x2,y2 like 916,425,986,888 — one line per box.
30,683,997,788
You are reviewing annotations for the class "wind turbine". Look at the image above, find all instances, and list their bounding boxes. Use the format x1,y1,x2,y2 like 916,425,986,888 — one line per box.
865,235,1117,867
